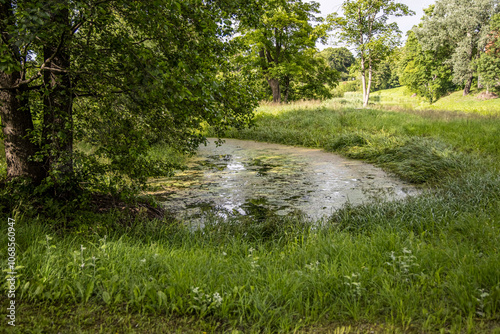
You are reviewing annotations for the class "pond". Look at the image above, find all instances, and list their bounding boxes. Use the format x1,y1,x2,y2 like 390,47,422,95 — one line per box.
149,138,419,221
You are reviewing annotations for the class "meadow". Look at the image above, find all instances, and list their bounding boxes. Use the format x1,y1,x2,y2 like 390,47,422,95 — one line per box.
1,89,500,333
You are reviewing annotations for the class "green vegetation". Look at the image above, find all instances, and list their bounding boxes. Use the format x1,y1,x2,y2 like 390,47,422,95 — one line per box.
228,99,499,182
327,86,500,116
1,0,257,191
413,0,498,96
476,13,500,93
399,30,454,104
235,0,337,103
328,0,414,107
318,47,356,81
369,86,500,116
2,0,500,332
2,97,500,332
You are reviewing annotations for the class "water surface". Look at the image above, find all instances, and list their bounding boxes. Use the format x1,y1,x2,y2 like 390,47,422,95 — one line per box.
149,139,418,221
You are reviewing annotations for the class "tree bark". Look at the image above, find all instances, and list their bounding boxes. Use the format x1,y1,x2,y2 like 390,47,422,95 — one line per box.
0,76,46,183
364,58,373,107
360,56,367,107
268,78,281,103
0,0,45,183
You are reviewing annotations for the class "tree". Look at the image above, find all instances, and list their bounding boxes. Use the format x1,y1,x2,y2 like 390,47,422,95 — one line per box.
287,51,339,100
476,13,500,93
236,0,334,103
0,0,258,194
399,30,454,103
414,0,500,96
372,48,401,90
329,0,414,107
318,47,355,80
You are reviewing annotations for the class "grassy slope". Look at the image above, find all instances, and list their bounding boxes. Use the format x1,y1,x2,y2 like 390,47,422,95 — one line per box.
370,86,500,115
1,91,500,333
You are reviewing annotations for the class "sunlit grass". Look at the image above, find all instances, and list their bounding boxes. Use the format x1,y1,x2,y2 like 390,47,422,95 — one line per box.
1,98,500,332
1,167,499,332
257,99,323,116
352,86,500,116
229,104,500,185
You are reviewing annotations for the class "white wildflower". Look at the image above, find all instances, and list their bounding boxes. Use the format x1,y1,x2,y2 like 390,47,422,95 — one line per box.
212,292,223,306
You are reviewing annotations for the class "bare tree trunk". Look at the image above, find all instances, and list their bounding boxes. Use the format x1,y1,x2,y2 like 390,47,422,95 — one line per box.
268,78,281,103
360,57,367,107
364,59,373,107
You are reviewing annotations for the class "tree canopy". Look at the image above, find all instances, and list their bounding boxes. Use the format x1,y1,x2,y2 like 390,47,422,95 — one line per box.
318,47,355,80
476,13,500,93
236,0,337,103
0,0,259,195
329,0,414,107
414,0,500,96
399,30,454,103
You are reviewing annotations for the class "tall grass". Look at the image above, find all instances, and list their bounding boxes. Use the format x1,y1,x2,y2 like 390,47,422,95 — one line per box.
1,100,500,333
1,167,499,333
342,86,500,116
226,105,499,185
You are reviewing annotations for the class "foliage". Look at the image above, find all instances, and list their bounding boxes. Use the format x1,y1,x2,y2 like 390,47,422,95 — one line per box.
329,0,414,107
286,52,340,100
3,103,500,332
0,0,258,196
476,13,500,93
399,30,455,103
236,0,337,103
331,80,360,98
371,48,401,91
317,47,355,80
414,0,500,95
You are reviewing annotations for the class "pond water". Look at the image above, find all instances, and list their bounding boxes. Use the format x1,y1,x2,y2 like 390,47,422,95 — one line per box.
149,138,419,221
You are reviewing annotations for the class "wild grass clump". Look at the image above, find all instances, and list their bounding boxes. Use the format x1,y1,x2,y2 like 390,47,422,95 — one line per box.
324,132,463,183
2,172,500,333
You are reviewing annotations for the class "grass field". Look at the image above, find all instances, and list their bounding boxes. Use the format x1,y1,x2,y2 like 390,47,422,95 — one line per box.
1,88,500,333
343,86,500,116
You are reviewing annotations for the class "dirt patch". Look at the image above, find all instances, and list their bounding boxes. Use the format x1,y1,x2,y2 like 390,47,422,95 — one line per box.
476,91,499,100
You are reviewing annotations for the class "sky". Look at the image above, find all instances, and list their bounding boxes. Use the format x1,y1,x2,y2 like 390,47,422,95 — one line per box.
311,0,437,50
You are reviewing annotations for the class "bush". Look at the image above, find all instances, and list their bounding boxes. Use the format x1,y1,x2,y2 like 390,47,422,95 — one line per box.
331,80,360,98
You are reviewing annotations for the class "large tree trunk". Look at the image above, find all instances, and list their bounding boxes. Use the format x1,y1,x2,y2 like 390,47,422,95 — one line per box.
0,1,45,183
41,4,74,181
0,75,46,183
268,78,281,103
